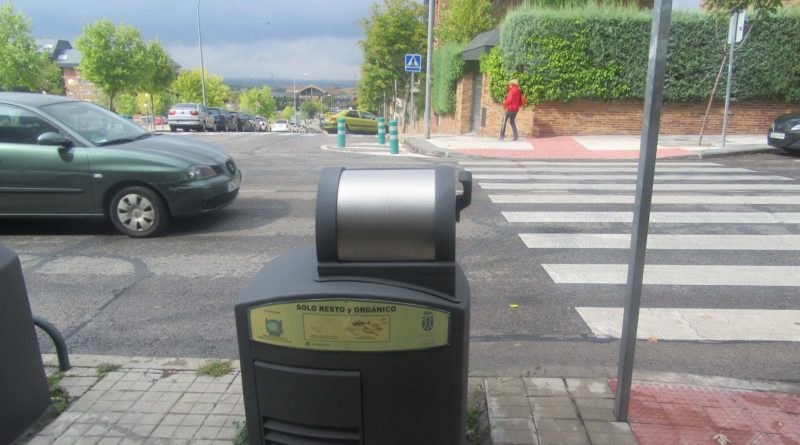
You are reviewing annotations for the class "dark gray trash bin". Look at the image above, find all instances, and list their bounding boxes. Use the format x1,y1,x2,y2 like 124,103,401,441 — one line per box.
236,165,472,445
0,245,51,444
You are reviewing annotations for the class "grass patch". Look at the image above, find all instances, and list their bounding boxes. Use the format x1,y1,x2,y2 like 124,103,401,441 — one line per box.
96,363,121,379
47,371,69,415
232,420,248,445
197,360,232,378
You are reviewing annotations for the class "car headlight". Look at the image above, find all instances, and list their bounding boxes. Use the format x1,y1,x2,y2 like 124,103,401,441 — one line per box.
186,165,218,180
791,123,800,131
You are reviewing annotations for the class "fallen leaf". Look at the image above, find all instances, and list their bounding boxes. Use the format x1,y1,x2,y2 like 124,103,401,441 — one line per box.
509,304,519,308
648,336,659,343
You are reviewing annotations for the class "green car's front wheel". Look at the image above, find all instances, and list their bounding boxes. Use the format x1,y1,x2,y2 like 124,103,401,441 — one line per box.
109,186,169,238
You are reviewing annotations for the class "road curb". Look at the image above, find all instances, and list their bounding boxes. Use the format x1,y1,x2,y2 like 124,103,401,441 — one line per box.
403,137,478,160
404,136,779,160
46,354,800,394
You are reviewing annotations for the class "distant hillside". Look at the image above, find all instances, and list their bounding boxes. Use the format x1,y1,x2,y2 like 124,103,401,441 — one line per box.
226,78,357,91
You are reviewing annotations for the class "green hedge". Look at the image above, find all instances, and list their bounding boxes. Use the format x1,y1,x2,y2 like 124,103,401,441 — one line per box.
432,43,465,114
483,4,800,104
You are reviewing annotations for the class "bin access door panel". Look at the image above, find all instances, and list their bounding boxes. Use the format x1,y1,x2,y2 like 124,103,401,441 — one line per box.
254,361,362,444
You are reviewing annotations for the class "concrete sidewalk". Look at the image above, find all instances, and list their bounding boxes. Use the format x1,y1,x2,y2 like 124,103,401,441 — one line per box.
17,354,800,445
404,134,776,160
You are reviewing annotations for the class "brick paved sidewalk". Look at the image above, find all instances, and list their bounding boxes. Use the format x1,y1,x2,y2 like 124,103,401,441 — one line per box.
487,377,800,445
17,355,800,445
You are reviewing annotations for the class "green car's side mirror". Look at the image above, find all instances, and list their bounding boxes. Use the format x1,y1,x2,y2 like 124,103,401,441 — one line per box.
37,132,72,148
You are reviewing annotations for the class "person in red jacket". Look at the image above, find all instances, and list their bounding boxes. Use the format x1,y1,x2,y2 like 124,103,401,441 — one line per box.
500,79,525,141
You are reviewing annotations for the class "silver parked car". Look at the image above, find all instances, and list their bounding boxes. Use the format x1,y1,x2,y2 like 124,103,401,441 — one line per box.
168,103,214,132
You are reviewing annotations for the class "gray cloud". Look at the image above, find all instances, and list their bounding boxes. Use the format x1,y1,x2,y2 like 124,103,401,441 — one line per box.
16,0,376,80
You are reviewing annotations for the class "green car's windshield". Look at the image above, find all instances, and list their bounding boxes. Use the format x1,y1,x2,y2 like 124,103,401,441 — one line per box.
41,101,148,146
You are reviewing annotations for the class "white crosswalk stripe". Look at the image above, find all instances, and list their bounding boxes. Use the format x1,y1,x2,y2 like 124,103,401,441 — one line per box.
480,182,800,191
460,158,800,344
490,194,800,204
472,174,791,181
519,234,800,250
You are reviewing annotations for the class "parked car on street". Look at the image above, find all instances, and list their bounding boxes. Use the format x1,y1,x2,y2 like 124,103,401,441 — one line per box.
230,112,254,132
239,113,256,132
0,93,241,238
167,103,214,132
255,116,269,132
768,111,800,152
272,119,290,132
206,107,235,132
323,109,378,134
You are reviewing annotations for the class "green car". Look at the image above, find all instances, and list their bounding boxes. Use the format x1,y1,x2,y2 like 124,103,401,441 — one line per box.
0,93,241,238
323,110,379,134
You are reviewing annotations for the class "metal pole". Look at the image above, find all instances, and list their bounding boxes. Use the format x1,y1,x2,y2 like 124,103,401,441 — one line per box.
423,0,435,139
196,0,207,108
614,0,672,422
293,77,297,133
410,72,415,130
721,12,738,148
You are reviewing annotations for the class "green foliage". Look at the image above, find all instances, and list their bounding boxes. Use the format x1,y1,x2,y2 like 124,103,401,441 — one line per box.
115,93,138,116
239,87,277,118
437,0,496,44
172,69,230,107
137,40,175,110
300,99,319,119
432,43,465,114
281,106,295,120
483,3,800,104
47,371,69,415
197,360,232,378
0,2,62,93
76,19,146,111
233,420,248,445
357,0,428,113
96,363,121,379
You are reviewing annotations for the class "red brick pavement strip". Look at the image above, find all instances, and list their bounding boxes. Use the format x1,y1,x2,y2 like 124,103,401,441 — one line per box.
455,136,695,159
608,380,800,444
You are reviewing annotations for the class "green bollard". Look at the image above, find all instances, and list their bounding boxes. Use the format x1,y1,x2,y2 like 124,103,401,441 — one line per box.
389,120,399,155
337,118,346,148
377,117,386,145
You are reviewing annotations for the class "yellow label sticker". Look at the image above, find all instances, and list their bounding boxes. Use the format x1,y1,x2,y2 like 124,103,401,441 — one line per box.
248,299,450,352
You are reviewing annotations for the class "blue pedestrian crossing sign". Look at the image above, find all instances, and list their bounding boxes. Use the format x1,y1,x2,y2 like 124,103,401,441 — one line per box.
405,54,422,73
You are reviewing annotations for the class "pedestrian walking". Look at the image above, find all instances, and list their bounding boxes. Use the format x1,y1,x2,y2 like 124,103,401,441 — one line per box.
499,79,525,141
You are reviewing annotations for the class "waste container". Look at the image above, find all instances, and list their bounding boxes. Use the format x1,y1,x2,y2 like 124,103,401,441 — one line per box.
0,245,51,444
236,165,472,445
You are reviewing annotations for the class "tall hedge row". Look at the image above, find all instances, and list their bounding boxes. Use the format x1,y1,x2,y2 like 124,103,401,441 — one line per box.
432,43,465,114
483,4,800,104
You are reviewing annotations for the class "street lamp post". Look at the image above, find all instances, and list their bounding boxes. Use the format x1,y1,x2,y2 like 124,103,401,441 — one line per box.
196,0,207,108
293,73,308,131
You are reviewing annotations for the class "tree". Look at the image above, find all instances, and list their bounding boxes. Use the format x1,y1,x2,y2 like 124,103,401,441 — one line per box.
137,41,175,125
114,93,138,116
172,69,229,107
239,87,277,118
300,99,319,119
281,106,294,120
697,0,782,144
0,2,63,93
436,0,495,44
75,19,145,111
357,0,427,115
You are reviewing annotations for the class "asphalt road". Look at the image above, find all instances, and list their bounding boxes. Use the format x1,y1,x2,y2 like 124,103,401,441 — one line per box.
2,133,798,382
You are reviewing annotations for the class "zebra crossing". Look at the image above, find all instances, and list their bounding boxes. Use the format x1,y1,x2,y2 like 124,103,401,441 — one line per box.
459,159,800,343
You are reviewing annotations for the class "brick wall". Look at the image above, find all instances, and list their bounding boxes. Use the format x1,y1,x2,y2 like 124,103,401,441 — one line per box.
430,72,476,134
469,74,797,136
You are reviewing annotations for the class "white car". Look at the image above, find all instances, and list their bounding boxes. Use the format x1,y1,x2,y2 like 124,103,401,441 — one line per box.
272,119,290,132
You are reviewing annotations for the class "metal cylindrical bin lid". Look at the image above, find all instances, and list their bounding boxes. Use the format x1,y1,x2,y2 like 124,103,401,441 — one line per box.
316,166,470,263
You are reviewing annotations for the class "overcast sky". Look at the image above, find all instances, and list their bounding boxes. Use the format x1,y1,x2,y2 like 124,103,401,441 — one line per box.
15,0,380,81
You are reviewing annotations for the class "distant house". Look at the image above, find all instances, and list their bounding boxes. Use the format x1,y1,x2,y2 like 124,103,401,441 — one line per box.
36,38,181,104
36,38,96,101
